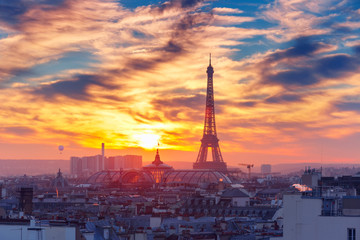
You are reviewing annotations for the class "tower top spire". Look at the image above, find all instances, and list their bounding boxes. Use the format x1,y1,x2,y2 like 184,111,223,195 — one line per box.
207,53,214,74
152,143,163,166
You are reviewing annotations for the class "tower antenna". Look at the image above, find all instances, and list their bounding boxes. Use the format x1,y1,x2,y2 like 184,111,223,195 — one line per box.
209,53,211,65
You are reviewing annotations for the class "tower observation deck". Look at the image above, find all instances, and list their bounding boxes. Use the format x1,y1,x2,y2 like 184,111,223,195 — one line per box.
193,55,227,172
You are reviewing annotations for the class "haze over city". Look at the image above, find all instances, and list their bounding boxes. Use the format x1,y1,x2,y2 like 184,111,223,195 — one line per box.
1,0,360,166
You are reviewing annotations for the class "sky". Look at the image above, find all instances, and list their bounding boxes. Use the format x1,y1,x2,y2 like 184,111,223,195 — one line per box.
1,0,360,166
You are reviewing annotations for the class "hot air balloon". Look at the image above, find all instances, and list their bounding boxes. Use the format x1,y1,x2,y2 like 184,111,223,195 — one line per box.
58,145,64,154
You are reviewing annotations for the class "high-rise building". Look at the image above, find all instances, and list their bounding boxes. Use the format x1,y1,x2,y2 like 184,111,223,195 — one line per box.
83,155,103,173
70,155,103,176
70,156,81,175
113,156,125,169
105,156,115,170
70,154,142,176
193,55,227,172
261,164,272,175
123,155,142,169
19,187,33,215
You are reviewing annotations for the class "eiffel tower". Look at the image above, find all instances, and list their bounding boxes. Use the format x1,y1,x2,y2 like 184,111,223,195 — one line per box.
193,55,227,172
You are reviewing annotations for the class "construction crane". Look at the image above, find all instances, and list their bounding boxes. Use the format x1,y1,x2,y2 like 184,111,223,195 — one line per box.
238,164,254,179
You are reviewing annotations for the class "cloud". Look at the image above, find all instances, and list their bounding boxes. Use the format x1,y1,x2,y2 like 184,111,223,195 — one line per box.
0,0,235,151
256,37,360,87
45,128,79,137
31,74,114,100
213,7,243,14
266,37,325,61
265,93,303,103
0,0,66,27
1,0,360,163
151,93,206,122
0,1,28,25
153,94,205,110
262,0,342,42
178,0,203,8
163,40,183,53
335,102,360,112
262,53,360,87
238,101,257,107
266,68,319,86
158,0,204,11
2,126,36,136
315,54,359,78
0,0,120,82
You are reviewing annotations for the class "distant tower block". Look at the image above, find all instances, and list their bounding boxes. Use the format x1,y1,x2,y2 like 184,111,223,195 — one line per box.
193,55,227,172
261,164,272,175
19,187,33,215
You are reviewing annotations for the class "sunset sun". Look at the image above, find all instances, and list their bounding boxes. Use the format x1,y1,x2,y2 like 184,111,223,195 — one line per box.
134,133,160,150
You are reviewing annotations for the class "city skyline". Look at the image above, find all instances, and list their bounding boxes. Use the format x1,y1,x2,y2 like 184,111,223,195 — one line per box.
1,0,360,166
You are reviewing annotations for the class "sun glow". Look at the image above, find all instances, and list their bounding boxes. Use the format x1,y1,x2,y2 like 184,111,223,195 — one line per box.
134,133,160,149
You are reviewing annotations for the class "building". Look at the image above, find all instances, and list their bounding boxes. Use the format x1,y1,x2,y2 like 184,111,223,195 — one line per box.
261,164,272,176
87,169,154,188
70,156,81,175
163,170,231,188
123,155,142,169
71,154,142,176
0,219,80,240
301,167,322,188
51,169,69,188
221,188,250,207
321,174,360,194
143,148,173,183
106,155,142,170
70,155,103,176
106,155,123,170
283,193,360,240
19,187,33,215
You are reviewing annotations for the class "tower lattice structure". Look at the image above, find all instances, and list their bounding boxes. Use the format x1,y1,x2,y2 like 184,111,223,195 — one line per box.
193,56,227,172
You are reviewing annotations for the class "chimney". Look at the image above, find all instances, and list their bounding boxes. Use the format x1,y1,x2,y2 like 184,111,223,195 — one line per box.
102,143,105,171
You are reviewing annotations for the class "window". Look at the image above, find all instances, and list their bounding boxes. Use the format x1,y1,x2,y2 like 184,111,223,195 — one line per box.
348,228,356,240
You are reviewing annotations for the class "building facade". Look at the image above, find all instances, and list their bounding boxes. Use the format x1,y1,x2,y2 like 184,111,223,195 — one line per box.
283,193,360,240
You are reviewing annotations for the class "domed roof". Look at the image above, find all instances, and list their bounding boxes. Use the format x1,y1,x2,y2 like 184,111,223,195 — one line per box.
87,170,155,184
87,170,122,184
163,170,232,185
143,148,173,170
